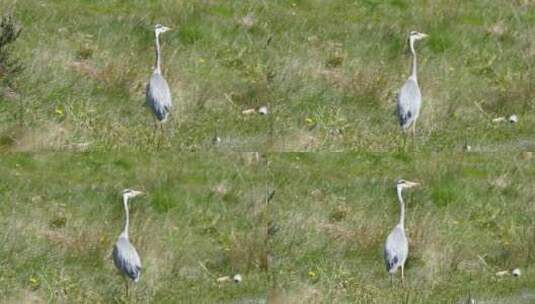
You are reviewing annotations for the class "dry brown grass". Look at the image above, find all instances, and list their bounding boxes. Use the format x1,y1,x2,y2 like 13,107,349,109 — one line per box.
268,285,322,304
6,123,71,152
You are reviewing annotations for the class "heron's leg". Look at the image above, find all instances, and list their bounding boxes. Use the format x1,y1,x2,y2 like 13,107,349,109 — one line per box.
123,276,129,299
390,273,393,287
401,265,405,286
399,129,407,152
152,116,161,139
151,117,160,147
155,122,164,150
160,121,167,140
410,122,416,150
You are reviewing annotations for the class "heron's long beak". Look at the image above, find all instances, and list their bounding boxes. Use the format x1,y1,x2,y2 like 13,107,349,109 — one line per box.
132,190,144,196
405,181,420,188
420,33,429,38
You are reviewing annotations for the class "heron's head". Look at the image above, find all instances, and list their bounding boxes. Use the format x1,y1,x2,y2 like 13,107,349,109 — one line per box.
396,179,420,190
409,31,428,41
155,24,172,35
123,189,144,199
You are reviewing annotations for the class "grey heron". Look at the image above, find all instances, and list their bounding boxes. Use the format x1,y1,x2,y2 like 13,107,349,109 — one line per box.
112,189,144,297
146,24,173,123
397,31,428,135
384,179,419,285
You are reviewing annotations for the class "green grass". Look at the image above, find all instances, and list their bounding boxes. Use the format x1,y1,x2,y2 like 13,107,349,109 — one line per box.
269,153,535,303
0,153,270,303
0,0,533,151
1,153,534,303
1,0,535,303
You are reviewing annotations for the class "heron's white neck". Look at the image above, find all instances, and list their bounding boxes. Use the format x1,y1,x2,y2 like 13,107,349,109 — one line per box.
396,186,405,229
409,38,418,82
154,32,162,74
122,195,130,239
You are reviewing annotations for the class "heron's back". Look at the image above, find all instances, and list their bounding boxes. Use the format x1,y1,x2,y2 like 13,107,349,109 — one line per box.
384,226,408,273
113,236,142,282
146,72,172,122
397,78,421,129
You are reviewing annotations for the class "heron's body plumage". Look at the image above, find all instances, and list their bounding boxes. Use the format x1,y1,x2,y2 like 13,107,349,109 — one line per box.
147,72,172,122
397,77,421,129
113,234,142,282
384,224,408,273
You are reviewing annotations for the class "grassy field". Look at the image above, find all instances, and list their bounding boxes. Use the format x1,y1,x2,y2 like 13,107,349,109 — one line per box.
1,1,535,303
0,0,534,151
269,153,535,303
1,153,534,303
0,153,270,303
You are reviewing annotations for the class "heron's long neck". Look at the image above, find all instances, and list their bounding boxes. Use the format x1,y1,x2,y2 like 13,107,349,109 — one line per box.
396,187,405,228
122,195,130,239
154,32,162,74
409,38,417,82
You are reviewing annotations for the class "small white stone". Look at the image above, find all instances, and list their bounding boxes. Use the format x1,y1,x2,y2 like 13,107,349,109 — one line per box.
258,106,268,115
216,276,231,283
242,108,256,115
212,136,221,144
509,114,518,123
240,14,255,29
233,274,242,283
512,268,521,277
496,270,509,277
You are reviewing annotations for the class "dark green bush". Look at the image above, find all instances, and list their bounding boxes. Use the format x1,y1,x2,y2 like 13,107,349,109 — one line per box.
0,12,22,86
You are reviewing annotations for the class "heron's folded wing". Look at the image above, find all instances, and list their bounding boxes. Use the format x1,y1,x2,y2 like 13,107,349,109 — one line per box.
148,73,172,108
384,247,399,271
397,79,420,127
113,241,142,281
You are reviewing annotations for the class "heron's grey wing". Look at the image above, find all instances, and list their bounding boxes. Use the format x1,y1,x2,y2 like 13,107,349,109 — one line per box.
397,78,421,128
384,247,399,272
113,238,142,282
384,227,408,272
146,73,172,121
